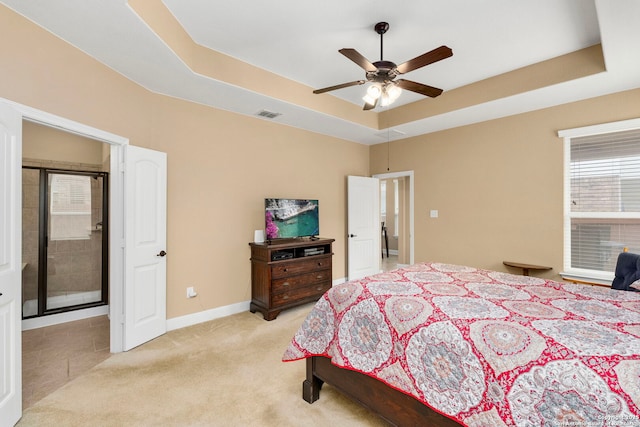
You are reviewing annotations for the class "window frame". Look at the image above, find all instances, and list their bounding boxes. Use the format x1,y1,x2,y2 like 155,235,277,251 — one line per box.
559,117,640,283
49,173,93,241
393,179,399,237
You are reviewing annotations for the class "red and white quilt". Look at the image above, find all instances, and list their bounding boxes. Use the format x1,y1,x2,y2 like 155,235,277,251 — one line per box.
282,263,640,427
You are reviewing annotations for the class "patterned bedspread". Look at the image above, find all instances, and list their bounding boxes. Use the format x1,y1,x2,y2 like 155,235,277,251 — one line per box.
282,263,640,427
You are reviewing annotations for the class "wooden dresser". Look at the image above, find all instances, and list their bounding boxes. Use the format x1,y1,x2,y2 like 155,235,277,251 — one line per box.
249,238,334,320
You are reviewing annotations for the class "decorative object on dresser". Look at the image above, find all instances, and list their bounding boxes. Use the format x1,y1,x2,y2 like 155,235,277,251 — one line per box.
249,238,334,320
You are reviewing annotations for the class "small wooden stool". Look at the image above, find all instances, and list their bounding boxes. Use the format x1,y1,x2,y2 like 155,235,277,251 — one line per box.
503,261,552,276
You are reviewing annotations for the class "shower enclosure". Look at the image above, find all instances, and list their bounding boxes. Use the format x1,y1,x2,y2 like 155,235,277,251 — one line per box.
22,167,108,318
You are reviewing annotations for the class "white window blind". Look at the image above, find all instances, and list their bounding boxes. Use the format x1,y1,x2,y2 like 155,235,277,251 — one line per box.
49,174,92,240
566,128,640,277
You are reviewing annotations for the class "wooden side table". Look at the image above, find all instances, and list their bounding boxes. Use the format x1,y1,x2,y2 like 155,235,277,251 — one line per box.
503,261,552,276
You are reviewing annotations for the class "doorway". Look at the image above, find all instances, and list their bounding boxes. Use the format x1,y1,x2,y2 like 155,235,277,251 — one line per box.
1,98,139,424
19,122,113,407
373,171,414,271
22,167,108,319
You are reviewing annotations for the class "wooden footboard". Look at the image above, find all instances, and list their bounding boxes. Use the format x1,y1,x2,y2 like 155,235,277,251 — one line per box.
303,356,462,427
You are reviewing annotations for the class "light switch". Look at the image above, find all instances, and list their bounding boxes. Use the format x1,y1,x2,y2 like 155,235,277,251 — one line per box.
430,210,439,218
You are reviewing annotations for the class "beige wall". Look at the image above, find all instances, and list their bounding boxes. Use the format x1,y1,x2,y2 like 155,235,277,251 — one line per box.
22,121,104,166
5,3,640,320
371,88,640,280
1,5,368,319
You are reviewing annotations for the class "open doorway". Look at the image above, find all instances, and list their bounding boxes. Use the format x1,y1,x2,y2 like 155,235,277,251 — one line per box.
1,98,132,423
20,121,113,408
22,121,110,320
373,171,414,272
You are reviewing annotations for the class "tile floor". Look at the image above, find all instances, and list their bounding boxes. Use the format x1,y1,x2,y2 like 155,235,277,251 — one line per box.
22,315,110,409
381,254,398,271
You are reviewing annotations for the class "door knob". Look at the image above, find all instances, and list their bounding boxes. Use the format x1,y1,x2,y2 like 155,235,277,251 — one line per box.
156,250,167,257
349,234,357,238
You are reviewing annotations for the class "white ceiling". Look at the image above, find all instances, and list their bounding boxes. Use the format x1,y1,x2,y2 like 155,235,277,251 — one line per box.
2,0,640,144
164,0,600,107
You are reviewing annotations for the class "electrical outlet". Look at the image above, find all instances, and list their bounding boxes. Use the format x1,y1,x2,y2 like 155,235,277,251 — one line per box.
186,286,197,298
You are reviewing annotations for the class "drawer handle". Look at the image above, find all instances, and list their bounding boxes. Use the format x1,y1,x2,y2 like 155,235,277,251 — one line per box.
282,294,289,300
283,268,288,272
316,275,323,279
317,262,323,266
282,282,290,287
316,286,323,291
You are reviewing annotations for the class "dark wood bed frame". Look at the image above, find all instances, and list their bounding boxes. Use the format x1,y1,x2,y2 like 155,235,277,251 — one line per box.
303,356,462,426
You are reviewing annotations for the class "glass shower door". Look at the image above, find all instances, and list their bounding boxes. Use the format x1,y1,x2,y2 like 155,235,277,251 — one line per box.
45,172,104,312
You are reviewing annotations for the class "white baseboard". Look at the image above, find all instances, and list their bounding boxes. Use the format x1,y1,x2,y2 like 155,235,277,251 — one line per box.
21,277,349,333
22,305,109,331
166,300,251,331
167,277,347,330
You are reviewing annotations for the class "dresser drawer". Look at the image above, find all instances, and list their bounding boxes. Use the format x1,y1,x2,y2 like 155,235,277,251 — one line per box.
272,269,331,293
271,256,332,279
271,281,331,307
250,238,334,321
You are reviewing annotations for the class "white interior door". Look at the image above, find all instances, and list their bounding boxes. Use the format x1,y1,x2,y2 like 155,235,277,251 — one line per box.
0,104,21,426
347,175,380,280
124,145,167,351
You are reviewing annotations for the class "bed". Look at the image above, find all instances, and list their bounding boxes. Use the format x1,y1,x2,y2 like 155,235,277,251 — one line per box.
282,263,640,426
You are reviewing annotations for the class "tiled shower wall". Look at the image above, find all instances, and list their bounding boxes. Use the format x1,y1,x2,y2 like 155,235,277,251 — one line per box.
22,159,105,310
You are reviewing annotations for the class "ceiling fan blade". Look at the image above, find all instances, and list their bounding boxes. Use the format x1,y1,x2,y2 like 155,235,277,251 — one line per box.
313,80,365,94
396,46,453,74
339,48,377,72
396,79,444,98
363,97,378,111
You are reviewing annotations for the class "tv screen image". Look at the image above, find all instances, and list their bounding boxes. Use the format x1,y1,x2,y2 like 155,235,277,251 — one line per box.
265,198,319,239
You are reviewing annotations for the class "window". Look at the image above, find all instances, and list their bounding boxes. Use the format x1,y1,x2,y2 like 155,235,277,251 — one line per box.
380,180,387,221
393,179,399,236
49,174,92,241
560,120,640,281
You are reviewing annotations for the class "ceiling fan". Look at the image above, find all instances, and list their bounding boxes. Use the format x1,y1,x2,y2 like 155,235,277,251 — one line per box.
313,22,453,110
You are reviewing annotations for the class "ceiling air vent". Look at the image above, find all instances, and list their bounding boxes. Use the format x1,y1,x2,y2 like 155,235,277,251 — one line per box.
255,109,282,119
374,129,406,139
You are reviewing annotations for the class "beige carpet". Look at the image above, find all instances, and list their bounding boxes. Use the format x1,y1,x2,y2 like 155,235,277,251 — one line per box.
17,303,389,427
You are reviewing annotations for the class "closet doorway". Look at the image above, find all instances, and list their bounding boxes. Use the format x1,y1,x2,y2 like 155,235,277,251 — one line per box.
22,167,108,318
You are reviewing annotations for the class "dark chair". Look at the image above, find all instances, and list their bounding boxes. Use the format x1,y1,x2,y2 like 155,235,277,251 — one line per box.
381,222,389,259
611,252,640,291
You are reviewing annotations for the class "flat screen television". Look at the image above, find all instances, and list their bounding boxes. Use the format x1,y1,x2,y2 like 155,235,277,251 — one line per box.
265,198,319,240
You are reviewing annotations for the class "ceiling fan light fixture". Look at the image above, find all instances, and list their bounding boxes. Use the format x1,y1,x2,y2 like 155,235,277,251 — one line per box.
379,91,392,107
386,83,402,101
367,84,382,98
378,83,401,107
363,84,382,104
313,22,452,110
362,93,376,105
